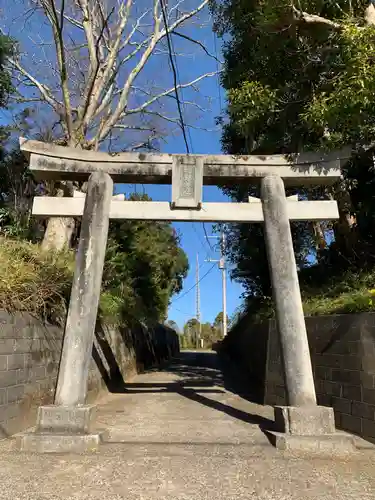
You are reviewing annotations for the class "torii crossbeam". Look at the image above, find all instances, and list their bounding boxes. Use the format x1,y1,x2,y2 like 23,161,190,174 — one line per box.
21,138,348,186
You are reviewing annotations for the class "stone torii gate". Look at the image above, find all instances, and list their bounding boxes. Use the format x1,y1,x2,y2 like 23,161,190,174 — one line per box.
17,139,354,454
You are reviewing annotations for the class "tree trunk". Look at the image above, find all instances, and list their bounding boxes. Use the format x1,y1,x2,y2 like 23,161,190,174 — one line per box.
312,221,326,251
41,216,75,251
329,185,356,256
41,181,76,251
40,127,90,250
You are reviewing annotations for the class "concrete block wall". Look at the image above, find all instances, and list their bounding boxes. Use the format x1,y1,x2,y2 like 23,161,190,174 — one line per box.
0,312,62,437
220,312,270,403
265,314,375,443
224,312,375,444
0,311,178,438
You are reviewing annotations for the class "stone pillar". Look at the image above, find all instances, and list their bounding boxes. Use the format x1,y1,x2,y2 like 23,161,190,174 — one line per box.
260,175,355,456
55,171,113,406
17,172,113,453
261,174,316,407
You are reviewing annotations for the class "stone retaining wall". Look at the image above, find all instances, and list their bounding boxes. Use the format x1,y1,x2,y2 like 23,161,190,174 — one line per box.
223,312,375,444
0,312,178,437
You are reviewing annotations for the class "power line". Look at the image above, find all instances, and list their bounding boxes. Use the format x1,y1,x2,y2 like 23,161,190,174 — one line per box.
166,26,215,248
161,4,194,153
160,1,213,265
160,1,216,313
163,5,194,153
171,263,216,303
213,33,223,114
191,223,211,257
172,306,195,317
160,0,190,154
203,223,214,251
168,32,194,153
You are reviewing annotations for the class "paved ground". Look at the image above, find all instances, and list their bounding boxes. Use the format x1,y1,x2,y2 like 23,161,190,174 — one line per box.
1,350,375,499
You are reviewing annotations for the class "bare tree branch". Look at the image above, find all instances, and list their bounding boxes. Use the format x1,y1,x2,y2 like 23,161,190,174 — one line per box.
96,2,162,142
165,0,209,34
132,109,218,132
78,0,132,131
3,0,217,250
8,57,63,113
97,0,211,143
131,86,211,111
125,72,218,116
77,4,116,131
291,5,342,29
112,124,157,131
38,0,75,141
6,0,216,150
55,10,84,30
172,31,223,63
118,10,151,52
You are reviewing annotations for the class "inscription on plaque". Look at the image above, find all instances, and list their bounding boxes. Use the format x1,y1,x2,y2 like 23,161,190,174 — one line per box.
172,156,203,208
179,164,195,199
38,406,91,433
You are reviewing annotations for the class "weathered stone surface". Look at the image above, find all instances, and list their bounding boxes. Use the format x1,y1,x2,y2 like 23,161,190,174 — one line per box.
15,431,103,453
0,356,7,371
352,402,375,420
261,174,316,407
22,137,347,185
268,431,355,457
55,172,113,407
0,370,19,388
274,406,335,435
0,388,6,405
36,405,96,434
33,198,340,222
171,156,203,208
340,414,362,434
7,353,26,370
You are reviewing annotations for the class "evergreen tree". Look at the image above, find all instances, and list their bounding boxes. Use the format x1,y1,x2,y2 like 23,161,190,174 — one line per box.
211,0,375,302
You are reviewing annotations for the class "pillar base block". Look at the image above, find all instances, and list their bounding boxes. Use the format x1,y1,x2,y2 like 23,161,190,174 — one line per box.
14,430,106,453
14,404,106,453
266,431,356,457
267,405,355,456
274,405,335,435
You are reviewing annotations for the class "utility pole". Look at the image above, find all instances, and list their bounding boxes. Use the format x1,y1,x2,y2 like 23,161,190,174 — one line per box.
196,253,201,349
206,228,228,337
221,231,227,338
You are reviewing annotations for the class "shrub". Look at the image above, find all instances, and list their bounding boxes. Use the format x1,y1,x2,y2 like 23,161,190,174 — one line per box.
0,237,73,321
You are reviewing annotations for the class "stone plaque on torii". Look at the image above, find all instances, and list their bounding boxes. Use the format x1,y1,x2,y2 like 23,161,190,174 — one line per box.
17,138,355,455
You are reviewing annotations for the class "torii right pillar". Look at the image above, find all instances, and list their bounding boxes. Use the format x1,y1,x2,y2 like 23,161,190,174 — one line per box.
261,174,355,455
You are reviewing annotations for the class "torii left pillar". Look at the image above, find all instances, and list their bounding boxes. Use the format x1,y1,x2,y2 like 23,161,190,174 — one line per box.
17,172,113,453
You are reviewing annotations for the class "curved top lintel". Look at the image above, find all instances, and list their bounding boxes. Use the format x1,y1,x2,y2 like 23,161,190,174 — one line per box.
19,138,351,186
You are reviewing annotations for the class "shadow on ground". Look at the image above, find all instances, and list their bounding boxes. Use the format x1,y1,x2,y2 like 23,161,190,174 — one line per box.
100,349,275,433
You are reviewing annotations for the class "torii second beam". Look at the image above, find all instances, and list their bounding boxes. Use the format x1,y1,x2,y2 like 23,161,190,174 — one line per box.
32,198,339,222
